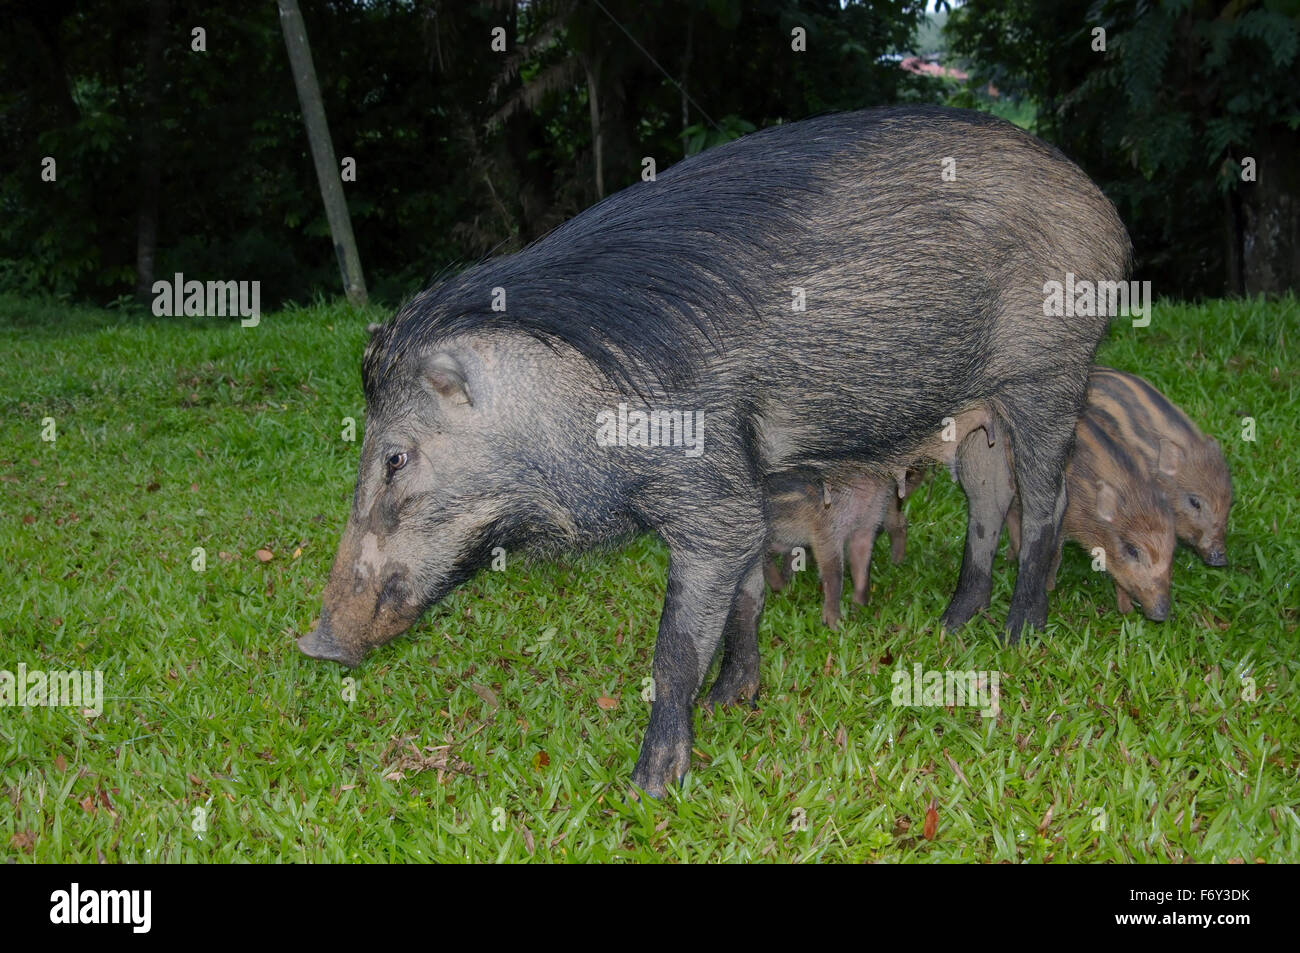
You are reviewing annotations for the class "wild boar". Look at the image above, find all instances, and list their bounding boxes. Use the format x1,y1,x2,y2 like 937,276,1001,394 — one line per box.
300,106,1132,796
1006,408,1176,620
1086,366,1232,565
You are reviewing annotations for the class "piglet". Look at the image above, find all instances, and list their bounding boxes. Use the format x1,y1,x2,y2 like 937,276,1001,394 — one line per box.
765,470,907,628
1007,408,1176,620
1087,366,1232,565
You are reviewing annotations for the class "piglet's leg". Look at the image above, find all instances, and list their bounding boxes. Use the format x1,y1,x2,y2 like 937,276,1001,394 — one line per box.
848,523,878,605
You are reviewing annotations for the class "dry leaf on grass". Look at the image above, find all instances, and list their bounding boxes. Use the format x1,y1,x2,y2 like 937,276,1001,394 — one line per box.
923,799,939,841
10,831,36,853
942,748,968,787
381,735,475,784
1038,804,1055,835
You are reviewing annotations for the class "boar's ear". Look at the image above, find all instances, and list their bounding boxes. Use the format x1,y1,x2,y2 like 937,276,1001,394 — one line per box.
423,352,473,408
1096,481,1119,523
1157,438,1184,476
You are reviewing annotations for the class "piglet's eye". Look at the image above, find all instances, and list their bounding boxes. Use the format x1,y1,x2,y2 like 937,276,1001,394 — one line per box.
1188,495,1202,511
387,452,408,471
1123,542,1140,560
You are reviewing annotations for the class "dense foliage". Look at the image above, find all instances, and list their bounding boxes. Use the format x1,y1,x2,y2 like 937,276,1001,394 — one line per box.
1,0,1295,307
945,0,1300,298
0,0,932,306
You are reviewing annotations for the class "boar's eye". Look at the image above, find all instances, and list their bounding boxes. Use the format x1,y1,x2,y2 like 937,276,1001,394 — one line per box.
386,451,409,472
1123,542,1140,561
1188,495,1202,511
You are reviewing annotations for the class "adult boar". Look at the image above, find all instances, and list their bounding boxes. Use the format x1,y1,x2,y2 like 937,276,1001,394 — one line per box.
299,106,1132,796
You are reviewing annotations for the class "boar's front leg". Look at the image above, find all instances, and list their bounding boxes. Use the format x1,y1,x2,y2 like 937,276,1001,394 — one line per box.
942,429,1015,630
631,518,766,798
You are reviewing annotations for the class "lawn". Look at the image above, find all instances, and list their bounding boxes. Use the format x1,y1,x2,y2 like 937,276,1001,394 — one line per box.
0,293,1296,862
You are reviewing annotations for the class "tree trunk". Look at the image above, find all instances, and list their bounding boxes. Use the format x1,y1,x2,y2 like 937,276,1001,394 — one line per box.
1240,126,1300,295
277,0,367,306
24,8,80,126
134,0,168,302
1224,174,1244,297
584,57,604,200
681,12,693,140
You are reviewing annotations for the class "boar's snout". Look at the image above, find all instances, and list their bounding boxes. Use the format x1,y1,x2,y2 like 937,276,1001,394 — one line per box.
298,610,366,668
300,517,428,669
1143,593,1170,622
1202,544,1227,567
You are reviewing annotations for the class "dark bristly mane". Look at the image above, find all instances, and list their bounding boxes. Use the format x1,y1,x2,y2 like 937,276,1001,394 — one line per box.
358,111,913,401
361,106,1095,405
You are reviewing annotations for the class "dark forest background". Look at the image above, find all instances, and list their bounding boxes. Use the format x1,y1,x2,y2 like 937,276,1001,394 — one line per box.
1,0,1296,310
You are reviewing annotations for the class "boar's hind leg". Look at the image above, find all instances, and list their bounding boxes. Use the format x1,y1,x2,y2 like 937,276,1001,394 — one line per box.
1003,415,1075,641
704,560,766,709
942,430,1015,630
631,534,766,798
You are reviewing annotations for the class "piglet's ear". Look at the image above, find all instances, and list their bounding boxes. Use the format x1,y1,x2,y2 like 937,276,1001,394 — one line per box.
424,352,473,407
1096,481,1119,523
1157,438,1184,477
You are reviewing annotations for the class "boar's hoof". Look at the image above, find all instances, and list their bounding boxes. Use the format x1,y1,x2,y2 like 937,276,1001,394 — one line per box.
940,601,979,633
297,628,364,668
703,669,760,711
630,740,692,799
1003,604,1046,645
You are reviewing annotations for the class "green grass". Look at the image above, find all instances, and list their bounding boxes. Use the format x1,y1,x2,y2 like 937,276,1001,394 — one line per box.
0,293,1296,863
